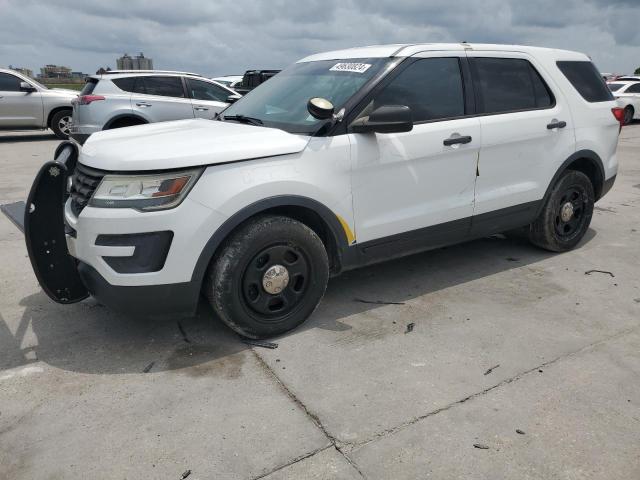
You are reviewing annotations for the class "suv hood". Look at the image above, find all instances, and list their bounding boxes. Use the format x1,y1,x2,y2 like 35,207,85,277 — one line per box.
80,119,311,171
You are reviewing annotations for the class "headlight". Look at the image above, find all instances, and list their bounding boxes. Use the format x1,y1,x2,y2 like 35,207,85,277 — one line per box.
89,168,203,211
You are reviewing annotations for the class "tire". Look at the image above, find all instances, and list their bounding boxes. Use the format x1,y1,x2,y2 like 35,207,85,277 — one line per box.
50,109,72,139
205,215,329,339
527,170,594,252
624,106,634,125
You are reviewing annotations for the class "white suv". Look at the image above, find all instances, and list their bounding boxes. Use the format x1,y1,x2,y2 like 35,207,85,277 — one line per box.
70,70,238,144
25,43,620,339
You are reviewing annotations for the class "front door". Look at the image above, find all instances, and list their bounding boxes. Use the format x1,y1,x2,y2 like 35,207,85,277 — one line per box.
0,72,43,128
348,53,480,255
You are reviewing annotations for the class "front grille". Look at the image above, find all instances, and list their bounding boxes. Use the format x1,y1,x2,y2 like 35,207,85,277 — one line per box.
70,164,105,215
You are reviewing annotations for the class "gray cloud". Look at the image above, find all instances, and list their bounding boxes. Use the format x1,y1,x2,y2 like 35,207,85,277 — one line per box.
0,0,638,77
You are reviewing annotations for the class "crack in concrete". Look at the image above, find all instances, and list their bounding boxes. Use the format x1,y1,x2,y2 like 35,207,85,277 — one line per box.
247,323,640,476
250,444,333,480
349,323,640,452
250,349,367,479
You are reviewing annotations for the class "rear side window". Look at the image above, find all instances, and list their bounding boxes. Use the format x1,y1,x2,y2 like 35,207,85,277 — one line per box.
0,72,22,91
80,78,98,95
556,61,614,102
112,77,136,93
607,83,625,92
139,76,185,98
471,58,554,114
627,83,640,93
368,57,465,122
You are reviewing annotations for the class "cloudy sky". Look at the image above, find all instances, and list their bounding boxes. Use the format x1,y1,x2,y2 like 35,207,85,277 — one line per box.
0,0,638,77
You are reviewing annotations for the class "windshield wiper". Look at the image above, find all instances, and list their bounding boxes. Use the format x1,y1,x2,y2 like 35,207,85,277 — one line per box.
221,114,263,126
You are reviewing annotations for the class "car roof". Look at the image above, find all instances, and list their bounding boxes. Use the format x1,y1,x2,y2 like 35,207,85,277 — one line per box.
297,43,588,62
90,70,203,80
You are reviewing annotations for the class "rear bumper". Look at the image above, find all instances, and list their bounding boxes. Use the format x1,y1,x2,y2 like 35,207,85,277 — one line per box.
70,132,90,145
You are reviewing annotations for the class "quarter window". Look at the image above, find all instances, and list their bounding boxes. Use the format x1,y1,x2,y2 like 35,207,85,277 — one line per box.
556,61,614,103
186,79,230,102
0,72,22,91
472,58,553,114
361,57,465,123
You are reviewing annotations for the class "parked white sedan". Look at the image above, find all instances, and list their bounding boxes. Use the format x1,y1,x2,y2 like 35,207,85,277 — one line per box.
608,81,640,124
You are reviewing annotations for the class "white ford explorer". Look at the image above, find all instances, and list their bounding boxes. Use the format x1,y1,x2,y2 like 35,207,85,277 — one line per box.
25,43,620,339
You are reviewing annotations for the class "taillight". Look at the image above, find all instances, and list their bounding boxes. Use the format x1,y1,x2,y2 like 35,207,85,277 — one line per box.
611,107,625,125
78,95,105,105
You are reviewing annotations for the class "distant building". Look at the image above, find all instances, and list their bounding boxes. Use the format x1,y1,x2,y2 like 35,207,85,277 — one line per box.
39,64,72,79
116,52,153,70
9,65,33,78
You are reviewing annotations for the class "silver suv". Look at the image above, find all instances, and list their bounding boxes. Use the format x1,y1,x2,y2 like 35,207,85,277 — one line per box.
70,70,238,144
0,68,77,139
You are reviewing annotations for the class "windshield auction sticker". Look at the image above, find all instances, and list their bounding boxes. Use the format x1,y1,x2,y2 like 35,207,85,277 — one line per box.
330,63,372,73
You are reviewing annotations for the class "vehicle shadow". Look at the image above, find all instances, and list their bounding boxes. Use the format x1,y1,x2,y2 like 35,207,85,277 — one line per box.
1,229,596,375
0,132,57,143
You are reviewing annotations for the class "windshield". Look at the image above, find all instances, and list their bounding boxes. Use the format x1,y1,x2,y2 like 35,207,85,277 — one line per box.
221,58,390,134
608,83,625,92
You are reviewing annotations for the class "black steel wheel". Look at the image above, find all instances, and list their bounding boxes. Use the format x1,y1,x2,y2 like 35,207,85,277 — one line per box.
528,170,594,252
206,215,329,339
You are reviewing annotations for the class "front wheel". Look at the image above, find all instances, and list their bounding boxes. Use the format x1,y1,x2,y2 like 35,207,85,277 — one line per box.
205,215,329,339
527,170,594,252
50,109,72,139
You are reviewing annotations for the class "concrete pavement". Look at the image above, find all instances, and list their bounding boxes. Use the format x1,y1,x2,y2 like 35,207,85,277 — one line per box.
1,127,639,479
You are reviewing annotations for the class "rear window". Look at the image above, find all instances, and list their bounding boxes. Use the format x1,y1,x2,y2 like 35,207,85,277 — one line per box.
607,83,625,92
556,61,614,102
80,78,98,95
471,58,554,114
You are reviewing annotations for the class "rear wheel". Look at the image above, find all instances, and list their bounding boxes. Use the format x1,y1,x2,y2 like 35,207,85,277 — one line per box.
205,215,329,339
624,106,634,125
527,170,594,252
50,109,72,139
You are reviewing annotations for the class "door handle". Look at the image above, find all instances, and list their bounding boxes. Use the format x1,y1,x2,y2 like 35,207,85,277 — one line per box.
546,120,566,130
136,102,152,107
194,105,209,111
443,135,472,146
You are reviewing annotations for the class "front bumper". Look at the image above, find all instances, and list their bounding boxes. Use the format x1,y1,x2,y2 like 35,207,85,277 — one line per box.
25,145,227,316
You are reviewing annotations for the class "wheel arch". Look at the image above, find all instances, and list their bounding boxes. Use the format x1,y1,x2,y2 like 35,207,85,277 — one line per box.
103,114,148,130
191,196,352,291
539,150,606,216
46,106,72,128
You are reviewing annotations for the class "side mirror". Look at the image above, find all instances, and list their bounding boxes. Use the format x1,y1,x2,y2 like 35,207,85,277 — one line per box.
351,105,413,134
226,93,242,104
20,81,37,93
307,97,334,120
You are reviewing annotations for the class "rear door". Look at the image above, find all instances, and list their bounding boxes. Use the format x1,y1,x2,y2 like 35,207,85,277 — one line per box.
0,72,43,128
185,78,230,118
620,82,640,117
129,76,194,122
466,52,575,235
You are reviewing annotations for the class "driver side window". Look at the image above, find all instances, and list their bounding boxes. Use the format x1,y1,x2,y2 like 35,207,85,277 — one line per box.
357,58,465,123
187,79,230,102
0,72,22,92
